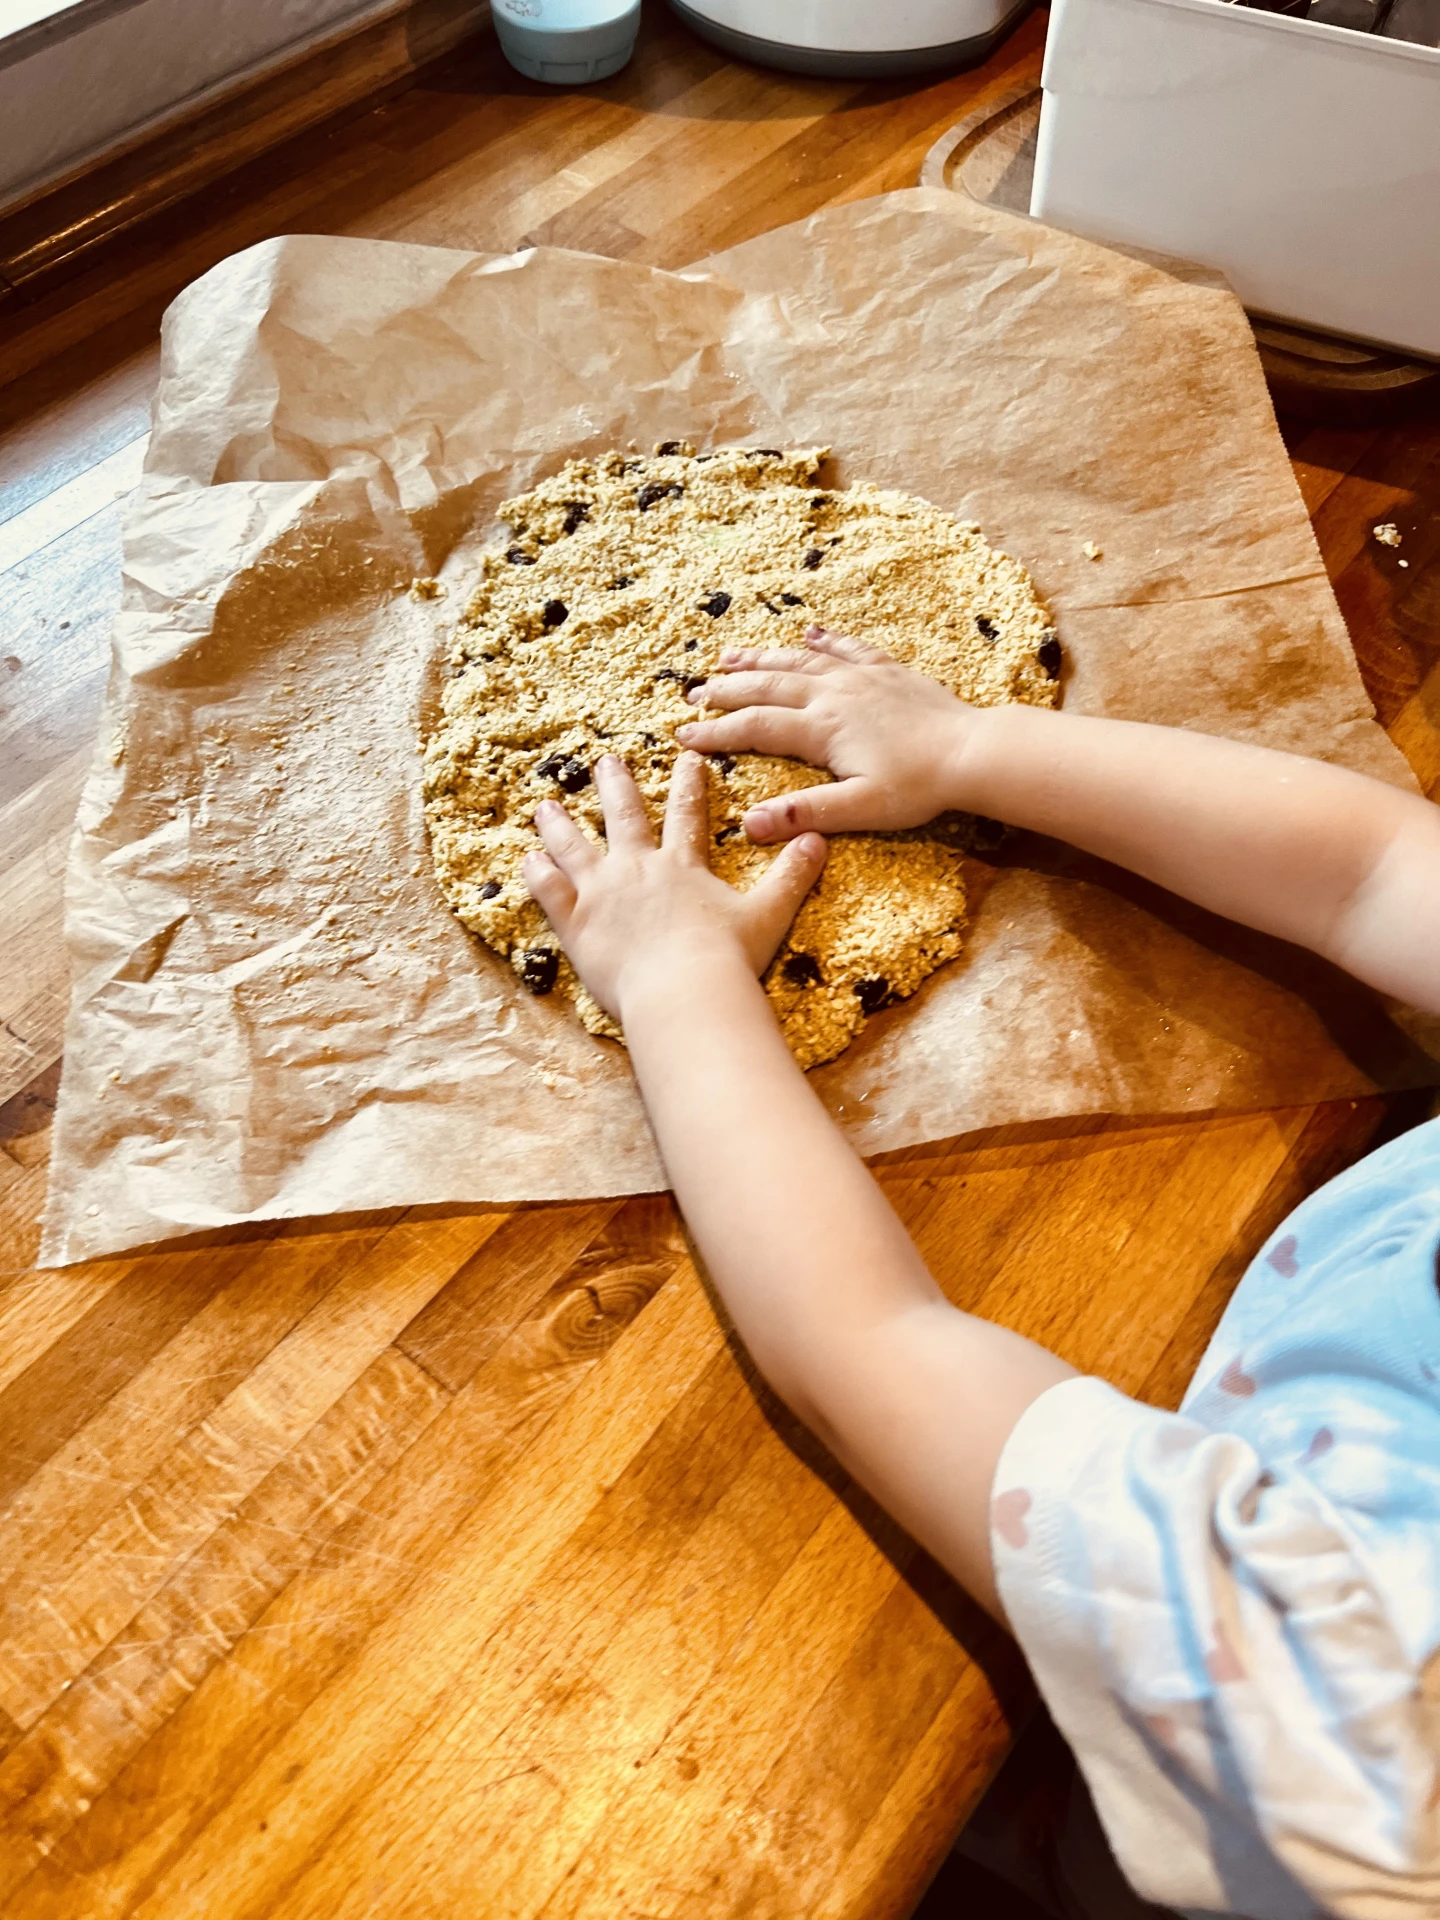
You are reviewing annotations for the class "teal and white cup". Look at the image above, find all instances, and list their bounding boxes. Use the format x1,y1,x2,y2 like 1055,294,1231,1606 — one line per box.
492,0,642,82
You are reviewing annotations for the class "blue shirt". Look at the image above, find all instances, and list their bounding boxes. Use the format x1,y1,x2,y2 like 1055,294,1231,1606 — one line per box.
991,1117,1440,1918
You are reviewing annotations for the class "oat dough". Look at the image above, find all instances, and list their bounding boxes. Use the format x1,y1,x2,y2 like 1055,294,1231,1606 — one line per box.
423,446,1060,1068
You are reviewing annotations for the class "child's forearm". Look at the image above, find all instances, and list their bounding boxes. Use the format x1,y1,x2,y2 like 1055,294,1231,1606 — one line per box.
526,752,1073,1615
623,952,937,1376
621,950,1074,1617
952,706,1440,1011
691,632,1439,1012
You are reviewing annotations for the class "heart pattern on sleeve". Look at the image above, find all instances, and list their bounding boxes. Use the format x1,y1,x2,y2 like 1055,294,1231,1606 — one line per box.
1267,1234,1300,1278
992,1488,1032,1549
1220,1355,1258,1397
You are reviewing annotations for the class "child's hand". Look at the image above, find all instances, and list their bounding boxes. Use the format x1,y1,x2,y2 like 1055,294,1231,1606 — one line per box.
676,626,975,843
523,751,827,1023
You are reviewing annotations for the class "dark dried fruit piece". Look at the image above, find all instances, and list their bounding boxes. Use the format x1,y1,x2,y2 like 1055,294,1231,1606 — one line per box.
656,440,685,456
610,574,634,590
517,948,559,995
1037,633,1062,679
802,548,823,570
536,753,591,793
854,976,893,1014
716,753,736,774
562,501,590,535
810,496,826,508
699,592,731,617
506,547,536,566
715,824,739,843
637,482,684,512
684,639,699,651
542,599,569,628
975,615,999,641
479,880,501,901
761,599,781,615
782,952,822,987
780,592,804,606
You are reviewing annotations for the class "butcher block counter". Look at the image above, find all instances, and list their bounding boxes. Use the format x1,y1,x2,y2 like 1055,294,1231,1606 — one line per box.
1,6,1438,1916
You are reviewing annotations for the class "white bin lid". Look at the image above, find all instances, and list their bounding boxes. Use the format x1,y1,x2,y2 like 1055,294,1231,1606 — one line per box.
495,0,637,27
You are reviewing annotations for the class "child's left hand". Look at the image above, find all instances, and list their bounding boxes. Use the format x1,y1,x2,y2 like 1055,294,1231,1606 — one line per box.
523,751,827,1024
676,625,978,842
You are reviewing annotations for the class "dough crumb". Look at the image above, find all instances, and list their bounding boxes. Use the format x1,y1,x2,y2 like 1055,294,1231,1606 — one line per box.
1373,523,1402,547
1081,540,1103,561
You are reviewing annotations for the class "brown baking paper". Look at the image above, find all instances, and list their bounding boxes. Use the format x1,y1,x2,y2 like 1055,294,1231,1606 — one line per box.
40,189,1438,1266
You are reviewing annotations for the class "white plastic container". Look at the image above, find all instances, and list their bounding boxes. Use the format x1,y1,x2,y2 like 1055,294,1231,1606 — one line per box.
492,0,640,84
667,0,1032,75
1030,0,1440,359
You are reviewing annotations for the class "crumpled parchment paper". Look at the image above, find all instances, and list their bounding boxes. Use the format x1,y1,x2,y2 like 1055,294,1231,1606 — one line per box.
40,189,1437,1266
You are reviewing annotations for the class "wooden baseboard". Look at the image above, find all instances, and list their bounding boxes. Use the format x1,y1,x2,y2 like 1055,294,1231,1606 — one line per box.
0,0,490,305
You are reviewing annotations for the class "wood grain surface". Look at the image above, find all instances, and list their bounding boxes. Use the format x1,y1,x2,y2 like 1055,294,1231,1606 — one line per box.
2,6,1439,1916
0,0,489,309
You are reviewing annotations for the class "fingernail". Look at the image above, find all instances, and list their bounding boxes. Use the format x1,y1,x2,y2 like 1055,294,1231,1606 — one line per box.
597,753,622,770
719,648,740,664
676,724,696,742
743,808,773,842
684,685,707,704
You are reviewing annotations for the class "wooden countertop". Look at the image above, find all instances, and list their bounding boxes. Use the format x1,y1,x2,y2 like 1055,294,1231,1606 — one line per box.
1,6,1437,1916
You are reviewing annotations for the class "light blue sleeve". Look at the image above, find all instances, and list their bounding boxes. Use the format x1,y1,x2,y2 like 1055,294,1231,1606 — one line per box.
990,1120,1440,1920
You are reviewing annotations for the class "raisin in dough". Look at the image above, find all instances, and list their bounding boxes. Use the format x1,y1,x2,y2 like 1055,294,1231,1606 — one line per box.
423,445,1060,1069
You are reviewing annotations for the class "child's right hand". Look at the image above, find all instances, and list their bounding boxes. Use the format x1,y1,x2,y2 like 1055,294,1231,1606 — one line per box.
676,626,977,844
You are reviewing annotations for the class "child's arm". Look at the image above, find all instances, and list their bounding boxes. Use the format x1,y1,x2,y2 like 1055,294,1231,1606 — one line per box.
677,629,1440,1016
524,755,1075,1622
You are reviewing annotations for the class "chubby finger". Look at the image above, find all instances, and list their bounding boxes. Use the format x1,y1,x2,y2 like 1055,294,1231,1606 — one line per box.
714,645,831,676
594,753,656,854
674,705,821,760
661,750,710,860
522,850,578,932
533,798,601,881
688,669,813,713
805,625,891,667
743,778,881,843
745,832,828,964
